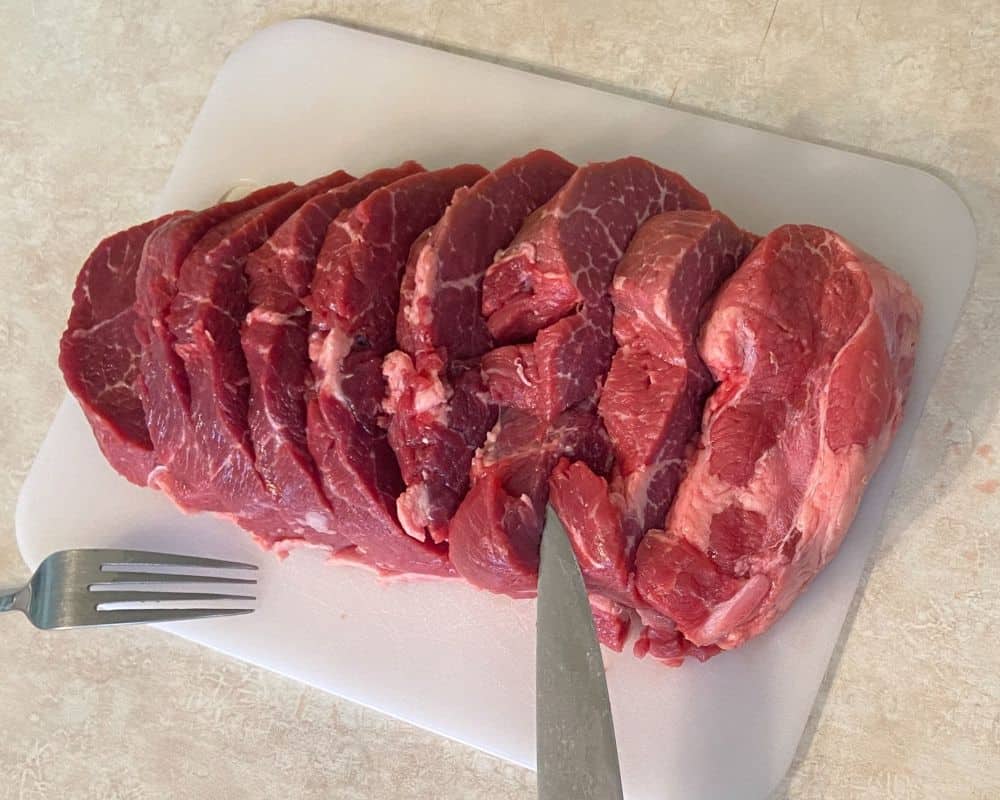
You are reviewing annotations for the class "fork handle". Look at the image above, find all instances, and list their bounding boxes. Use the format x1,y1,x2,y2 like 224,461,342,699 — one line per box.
0,589,18,613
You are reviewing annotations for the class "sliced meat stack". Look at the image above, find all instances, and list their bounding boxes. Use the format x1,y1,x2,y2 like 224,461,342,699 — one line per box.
385,150,576,544
134,182,292,521
550,209,756,660
140,171,362,548
60,151,921,667
600,210,758,542
449,157,710,605
305,164,487,575
243,163,423,554
479,158,709,421
635,225,921,651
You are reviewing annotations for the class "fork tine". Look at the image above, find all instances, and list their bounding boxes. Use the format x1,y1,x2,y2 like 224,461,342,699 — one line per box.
89,607,255,626
90,591,255,604
95,571,256,585
94,550,258,571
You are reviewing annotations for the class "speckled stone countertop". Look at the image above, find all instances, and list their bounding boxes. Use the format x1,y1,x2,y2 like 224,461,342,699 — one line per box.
1,3,997,798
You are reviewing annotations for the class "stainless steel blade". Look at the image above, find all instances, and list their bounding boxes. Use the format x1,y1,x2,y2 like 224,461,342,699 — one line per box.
536,505,624,800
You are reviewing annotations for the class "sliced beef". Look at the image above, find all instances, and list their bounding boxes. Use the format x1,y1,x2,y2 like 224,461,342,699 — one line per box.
588,595,633,653
481,157,710,420
136,171,353,549
635,225,921,650
601,210,756,547
59,213,183,485
136,184,292,499
305,164,487,576
448,408,612,597
63,155,923,671
481,299,616,422
383,355,497,541
165,170,357,544
548,459,629,597
385,150,576,543
547,457,727,664
450,158,711,599
632,607,720,667
243,163,423,551
563,210,755,662
547,459,633,651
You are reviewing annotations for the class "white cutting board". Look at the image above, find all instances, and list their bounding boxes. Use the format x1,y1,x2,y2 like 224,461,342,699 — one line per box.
17,20,975,800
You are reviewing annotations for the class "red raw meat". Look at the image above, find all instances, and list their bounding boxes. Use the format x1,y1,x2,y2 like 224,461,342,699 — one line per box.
635,225,921,650
481,157,710,419
243,163,423,553
548,458,726,662
59,213,182,485
481,298,616,422
547,459,633,652
601,210,756,546
588,594,633,653
450,157,711,602
448,407,612,597
548,459,629,598
62,156,924,670
305,164,487,576
140,170,356,548
135,184,292,503
385,150,576,543
632,606,720,666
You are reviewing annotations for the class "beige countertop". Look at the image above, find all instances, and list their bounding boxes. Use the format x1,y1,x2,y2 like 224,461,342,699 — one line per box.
1,2,997,798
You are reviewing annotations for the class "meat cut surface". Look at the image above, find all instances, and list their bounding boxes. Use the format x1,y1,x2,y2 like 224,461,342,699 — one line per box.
482,157,711,421
140,170,357,548
635,225,921,650
548,458,628,598
383,355,498,542
306,164,487,575
450,158,711,601
482,156,706,342
61,153,924,668
243,163,423,552
386,150,576,543
59,213,182,485
601,210,756,545
632,607,720,667
547,458,637,653
448,408,612,597
135,183,293,503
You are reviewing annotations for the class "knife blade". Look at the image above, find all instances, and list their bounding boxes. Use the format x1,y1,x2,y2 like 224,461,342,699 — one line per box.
536,504,624,800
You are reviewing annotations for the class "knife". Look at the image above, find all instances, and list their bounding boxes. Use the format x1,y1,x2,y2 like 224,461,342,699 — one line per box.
536,504,624,800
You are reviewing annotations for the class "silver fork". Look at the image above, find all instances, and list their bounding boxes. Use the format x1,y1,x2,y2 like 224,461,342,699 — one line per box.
0,549,258,629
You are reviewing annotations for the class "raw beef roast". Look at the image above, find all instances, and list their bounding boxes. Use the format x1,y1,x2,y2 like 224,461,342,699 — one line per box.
554,209,757,661
481,158,710,421
548,459,722,663
385,150,576,544
450,157,711,600
449,407,613,598
547,458,633,650
635,225,921,650
61,151,922,667
144,170,359,548
306,164,487,575
60,213,183,485
243,163,423,553
601,210,757,547
135,183,292,506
